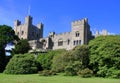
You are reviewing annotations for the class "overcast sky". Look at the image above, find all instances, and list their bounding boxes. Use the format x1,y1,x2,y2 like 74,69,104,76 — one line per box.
0,0,120,37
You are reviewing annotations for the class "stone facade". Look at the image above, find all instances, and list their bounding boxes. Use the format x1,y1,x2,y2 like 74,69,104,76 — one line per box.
95,30,108,37
14,16,92,50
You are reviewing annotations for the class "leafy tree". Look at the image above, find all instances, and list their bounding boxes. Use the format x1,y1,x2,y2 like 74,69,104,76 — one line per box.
4,53,38,74
89,35,120,78
0,25,18,72
14,39,30,54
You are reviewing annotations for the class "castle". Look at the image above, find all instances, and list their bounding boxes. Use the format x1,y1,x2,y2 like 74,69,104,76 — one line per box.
14,16,93,50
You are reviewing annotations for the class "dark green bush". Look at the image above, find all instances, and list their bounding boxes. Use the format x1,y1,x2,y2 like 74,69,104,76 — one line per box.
4,53,38,74
77,68,93,78
39,70,56,76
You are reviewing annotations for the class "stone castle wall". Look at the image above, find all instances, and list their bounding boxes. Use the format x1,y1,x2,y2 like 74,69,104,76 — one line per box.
14,16,92,50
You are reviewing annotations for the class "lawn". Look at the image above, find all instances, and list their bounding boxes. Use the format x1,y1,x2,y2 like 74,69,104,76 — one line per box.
0,73,119,83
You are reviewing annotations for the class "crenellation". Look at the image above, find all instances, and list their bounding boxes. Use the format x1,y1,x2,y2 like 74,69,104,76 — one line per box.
14,16,92,50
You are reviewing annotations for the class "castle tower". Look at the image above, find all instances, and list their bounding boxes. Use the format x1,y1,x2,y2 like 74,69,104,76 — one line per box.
102,30,108,36
37,23,44,38
25,16,32,25
14,16,44,40
71,18,91,46
14,20,21,35
95,30,100,37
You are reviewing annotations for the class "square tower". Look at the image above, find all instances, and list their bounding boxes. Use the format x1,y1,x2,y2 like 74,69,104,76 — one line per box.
71,18,91,48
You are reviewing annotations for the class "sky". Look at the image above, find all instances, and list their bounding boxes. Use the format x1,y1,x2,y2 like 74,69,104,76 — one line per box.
0,0,120,37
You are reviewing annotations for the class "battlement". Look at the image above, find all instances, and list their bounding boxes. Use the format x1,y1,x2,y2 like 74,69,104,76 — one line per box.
72,18,88,26
55,32,71,36
14,20,21,26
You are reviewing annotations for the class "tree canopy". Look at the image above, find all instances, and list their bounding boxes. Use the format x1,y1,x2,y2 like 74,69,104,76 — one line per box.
0,25,18,72
13,39,30,54
89,35,120,78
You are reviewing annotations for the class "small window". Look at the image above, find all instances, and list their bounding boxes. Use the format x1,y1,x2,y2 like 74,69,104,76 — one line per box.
67,39,70,45
75,31,80,37
73,41,76,45
58,39,63,46
17,32,19,35
76,40,78,45
21,31,24,35
79,40,81,45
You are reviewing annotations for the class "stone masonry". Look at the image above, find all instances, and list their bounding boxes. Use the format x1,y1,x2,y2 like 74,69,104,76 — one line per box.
14,16,93,50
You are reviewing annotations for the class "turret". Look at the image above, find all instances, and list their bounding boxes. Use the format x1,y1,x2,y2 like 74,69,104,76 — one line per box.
25,16,32,25
37,23,44,38
102,30,108,36
49,32,55,37
95,30,100,37
14,20,21,26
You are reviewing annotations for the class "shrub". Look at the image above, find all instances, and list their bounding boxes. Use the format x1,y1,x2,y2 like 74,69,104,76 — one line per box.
52,51,69,72
77,68,93,78
65,61,82,76
39,70,56,76
37,49,66,70
4,53,38,74
52,45,89,73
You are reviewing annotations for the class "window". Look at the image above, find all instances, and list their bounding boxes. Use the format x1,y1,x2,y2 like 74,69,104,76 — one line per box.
58,39,63,46
17,32,19,35
67,39,70,45
76,40,78,45
21,31,24,35
75,31,80,37
73,40,81,46
73,41,76,45
79,40,81,45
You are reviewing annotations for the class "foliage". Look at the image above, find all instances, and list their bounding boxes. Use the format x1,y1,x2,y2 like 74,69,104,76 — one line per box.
65,61,82,76
52,45,89,74
39,70,56,76
77,68,93,78
52,51,69,72
4,53,38,74
0,47,6,72
13,39,30,54
37,49,66,70
72,45,90,68
0,25,18,72
89,35,120,78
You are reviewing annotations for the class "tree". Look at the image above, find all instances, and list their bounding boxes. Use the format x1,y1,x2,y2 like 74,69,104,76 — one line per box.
14,39,30,54
0,25,18,72
89,35,120,78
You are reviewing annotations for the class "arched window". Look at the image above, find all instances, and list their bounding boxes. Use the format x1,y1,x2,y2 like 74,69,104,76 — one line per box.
75,31,80,37
58,39,63,46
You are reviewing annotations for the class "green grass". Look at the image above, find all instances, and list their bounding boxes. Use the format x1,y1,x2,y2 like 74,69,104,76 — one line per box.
0,73,119,83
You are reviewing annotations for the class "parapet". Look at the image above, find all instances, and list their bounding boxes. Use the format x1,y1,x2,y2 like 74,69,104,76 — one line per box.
14,20,21,26
37,23,44,29
72,18,88,26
